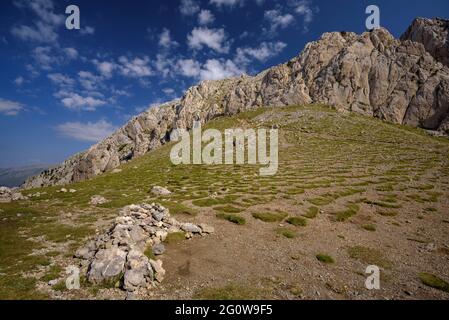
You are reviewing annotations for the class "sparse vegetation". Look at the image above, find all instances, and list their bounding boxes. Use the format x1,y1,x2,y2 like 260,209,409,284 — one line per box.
316,254,334,264
286,216,307,227
362,224,376,231
1,104,448,300
348,246,391,269
276,228,297,238
302,206,319,219
164,232,186,244
334,204,359,222
419,273,449,293
194,284,264,300
216,213,246,225
252,212,287,223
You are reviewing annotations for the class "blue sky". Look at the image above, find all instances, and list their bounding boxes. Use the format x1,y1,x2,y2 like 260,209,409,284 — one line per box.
0,0,448,168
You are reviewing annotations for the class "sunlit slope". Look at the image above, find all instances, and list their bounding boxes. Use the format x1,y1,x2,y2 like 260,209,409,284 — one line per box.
1,104,448,299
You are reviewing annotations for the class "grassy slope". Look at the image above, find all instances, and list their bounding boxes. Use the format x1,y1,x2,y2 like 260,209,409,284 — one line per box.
1,104,448,299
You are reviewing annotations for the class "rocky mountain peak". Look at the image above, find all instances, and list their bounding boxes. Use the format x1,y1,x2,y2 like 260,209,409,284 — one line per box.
401,17,449,67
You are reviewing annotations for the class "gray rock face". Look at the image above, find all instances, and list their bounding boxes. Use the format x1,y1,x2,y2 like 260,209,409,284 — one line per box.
23,19,449,188
401,18,449,67
76,203,211,291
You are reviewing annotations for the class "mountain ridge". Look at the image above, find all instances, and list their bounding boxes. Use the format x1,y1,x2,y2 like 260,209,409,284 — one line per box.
23,18,449,189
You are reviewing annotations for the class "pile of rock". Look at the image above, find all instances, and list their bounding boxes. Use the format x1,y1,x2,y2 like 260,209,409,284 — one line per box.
75,203,213,292
0,186,28,203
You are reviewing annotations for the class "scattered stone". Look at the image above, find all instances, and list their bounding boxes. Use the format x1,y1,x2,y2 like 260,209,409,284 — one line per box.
0,186,28,203
69,189,77,193
151,186,171,196
152,243,166,255
76,203,209,292
112,168,122,173
60,188,68,193
149,259,165,283
425,243,436,252
181,223,202,234
48,279,58,286
90,195,108,205
199,224,215,234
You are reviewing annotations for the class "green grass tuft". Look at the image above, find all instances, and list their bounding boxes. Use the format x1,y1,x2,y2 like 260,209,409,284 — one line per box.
216,213,246,225
419,273,449,293
252,212,287,223
286,216,307,227
316,254,334,264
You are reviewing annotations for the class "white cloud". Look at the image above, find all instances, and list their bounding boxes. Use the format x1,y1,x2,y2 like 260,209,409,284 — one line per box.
32,46,60,69
47,73,75,87
118,56,152,78
63,47,78,60
235,41,287,65
11,0,64,43
198,9,215,25
14,76,25,86
210,0,242,7
0,98,24,116
178,58,243,81
264,9,295,33
55,120,116,142
154,54,174,78
179,0,200,16
11,21,58,43
23,0,65,26
159,28,178,49
199,59,243,80
177,59,201,78
78,71,102,91
93,60,116,78
56,91,107,111
162,88,175,95
293,0,316,32
187,27,230,53
80,26,95,35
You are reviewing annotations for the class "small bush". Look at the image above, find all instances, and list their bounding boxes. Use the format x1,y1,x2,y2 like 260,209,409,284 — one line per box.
164,231,186,244
216,213,246,225
316,254,334,264
286,216,307,227
303,206,319,219
419,273,449,293
252,212,287,223
362,224,376,231
276,228,296,239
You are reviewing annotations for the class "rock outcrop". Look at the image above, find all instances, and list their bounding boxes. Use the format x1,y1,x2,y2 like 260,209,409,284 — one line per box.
401,18,449,67
24,18,449,188
75,203,213,292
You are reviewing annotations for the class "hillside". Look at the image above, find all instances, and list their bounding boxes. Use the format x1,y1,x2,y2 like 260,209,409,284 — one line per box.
1,105,448,299
23,18,449,189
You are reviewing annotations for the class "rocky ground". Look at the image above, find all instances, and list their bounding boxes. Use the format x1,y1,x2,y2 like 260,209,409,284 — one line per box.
0,105,448,300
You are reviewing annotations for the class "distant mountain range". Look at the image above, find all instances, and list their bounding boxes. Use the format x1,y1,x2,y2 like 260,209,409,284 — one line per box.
0,165,52,188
